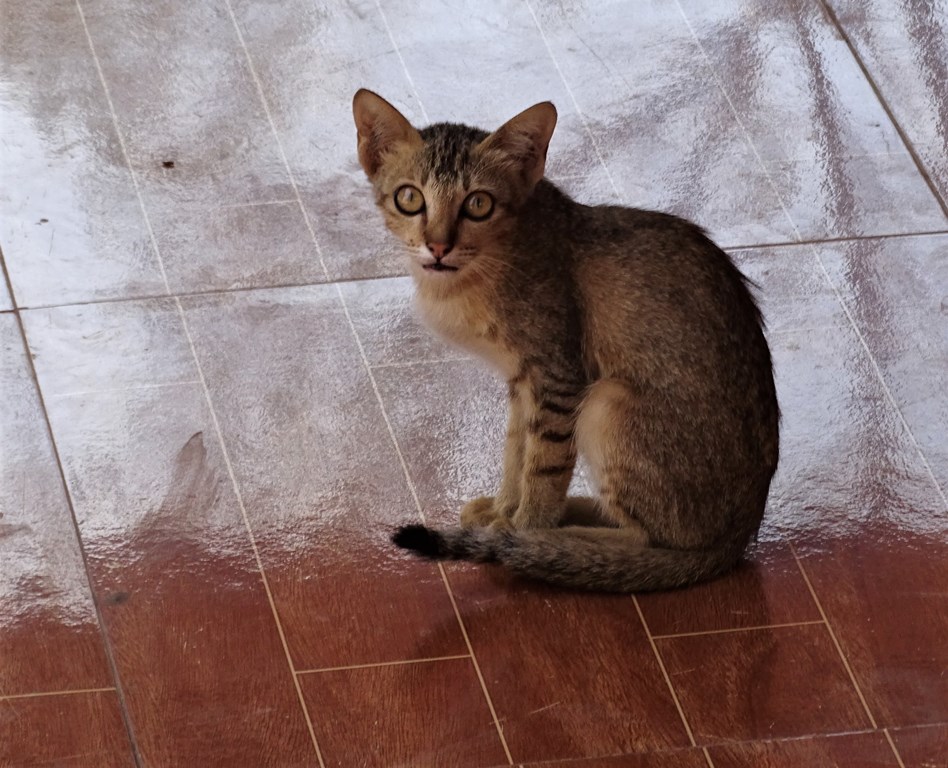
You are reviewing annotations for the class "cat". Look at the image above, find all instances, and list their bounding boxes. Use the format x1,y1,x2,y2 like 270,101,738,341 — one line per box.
352,88,780,592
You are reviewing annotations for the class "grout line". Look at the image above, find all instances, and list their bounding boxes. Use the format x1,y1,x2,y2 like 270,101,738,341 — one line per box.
725,228,948,251
631,597,700,748
523,0,624,203
434,562,515,765
224,1,514,762
370,356,471,369
13,223,948,315
296,654,472,676
2,242,144,765
15,271,401,313
48,380,202,399
790,545,879,729
207,197,299,210
652,619,824,640
817,0,948,219
882,728,908,768
702,746,715,767
76,2,325,763
174,296,327,766
0,687,116,702
373,0,430,123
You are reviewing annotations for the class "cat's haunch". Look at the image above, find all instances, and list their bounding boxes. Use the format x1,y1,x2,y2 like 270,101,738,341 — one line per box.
355,89,779,592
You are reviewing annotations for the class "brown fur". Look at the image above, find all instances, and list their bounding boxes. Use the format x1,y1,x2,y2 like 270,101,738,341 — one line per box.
354,88,780,592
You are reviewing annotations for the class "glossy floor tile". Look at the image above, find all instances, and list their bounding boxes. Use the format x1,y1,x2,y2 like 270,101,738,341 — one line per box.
890,724,948,768
707,732,898,767
2,0,946,766
0,691,133,768
0,315,113,697
657,624,872,743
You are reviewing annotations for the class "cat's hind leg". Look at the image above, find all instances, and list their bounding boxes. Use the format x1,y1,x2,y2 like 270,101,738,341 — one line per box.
575,379,651,545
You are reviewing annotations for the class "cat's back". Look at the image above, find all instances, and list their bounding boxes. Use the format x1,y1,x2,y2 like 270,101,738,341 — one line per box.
568,202,769,389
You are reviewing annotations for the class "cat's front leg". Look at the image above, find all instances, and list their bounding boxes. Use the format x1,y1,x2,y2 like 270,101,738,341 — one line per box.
460,378,528,529
510,375,581,529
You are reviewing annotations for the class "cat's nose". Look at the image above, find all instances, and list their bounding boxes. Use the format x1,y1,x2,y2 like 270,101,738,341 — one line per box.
426,241,453,259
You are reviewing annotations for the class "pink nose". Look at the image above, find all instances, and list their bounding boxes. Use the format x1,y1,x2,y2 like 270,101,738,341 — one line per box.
427,242,453,259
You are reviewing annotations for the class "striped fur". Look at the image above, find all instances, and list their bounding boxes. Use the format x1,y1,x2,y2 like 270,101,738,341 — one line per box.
354,89,780,592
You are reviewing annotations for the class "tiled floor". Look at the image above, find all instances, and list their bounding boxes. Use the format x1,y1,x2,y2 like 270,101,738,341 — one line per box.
1,0,946,765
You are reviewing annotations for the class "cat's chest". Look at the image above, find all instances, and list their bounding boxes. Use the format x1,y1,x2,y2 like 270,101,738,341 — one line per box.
417,293,519,378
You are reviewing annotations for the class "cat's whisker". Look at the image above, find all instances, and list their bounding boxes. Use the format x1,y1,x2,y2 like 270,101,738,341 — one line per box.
354,87,779,593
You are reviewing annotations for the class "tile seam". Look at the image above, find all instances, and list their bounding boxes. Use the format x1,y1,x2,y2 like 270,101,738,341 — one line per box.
883,728,908,768
652,619,825,640
225,0,513,761
77,0,326,762
14,223,948,314
817,0,948,219
790,544,879,730
296,654,472,675
632,597,701,749
0,687,117,702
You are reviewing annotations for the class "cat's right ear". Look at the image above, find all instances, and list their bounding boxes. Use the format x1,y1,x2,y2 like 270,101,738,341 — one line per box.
352,89,421,179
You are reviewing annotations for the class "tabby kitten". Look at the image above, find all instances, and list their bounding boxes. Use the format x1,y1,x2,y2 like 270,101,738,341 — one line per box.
353,88,779,592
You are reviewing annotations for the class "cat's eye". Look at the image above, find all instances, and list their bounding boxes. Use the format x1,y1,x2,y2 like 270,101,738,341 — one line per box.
462,191,494,221
394,185,425,215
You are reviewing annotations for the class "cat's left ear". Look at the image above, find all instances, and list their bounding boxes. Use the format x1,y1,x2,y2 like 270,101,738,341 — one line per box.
479,102,557,188
352,89,422,179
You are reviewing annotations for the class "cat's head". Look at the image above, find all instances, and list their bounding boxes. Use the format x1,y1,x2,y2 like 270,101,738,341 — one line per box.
352,89,556,286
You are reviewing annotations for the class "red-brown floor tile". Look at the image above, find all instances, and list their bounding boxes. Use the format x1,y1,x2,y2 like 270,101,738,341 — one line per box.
337,277,464,368
0,315,113,696
375,359,509,524
153,201,326,294
78,0,293,211
799,528,948,727
521,750,709,768
657,624,871,743
636,541,820,636
529,0,795,246
0,691,133,768
299,658,508,768
448,567,691,762
828,0,948,204
180,287,467,668
0,1,164,307
25,302,319,766
764,317,944,542
375,361,688,761
890,723,948,768
818,234,948,495
678,0,945,240
228,0,416,282
708,732,898,767
730,245,845,334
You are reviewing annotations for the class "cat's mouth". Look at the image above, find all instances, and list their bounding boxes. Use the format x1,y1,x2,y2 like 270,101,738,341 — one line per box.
423,263,459,273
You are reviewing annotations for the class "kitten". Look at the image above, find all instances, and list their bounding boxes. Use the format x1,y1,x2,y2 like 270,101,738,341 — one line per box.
353,88,780,591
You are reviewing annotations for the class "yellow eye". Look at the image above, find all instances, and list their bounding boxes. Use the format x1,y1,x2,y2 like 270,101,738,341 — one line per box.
394,185,425,215
462,191,494,221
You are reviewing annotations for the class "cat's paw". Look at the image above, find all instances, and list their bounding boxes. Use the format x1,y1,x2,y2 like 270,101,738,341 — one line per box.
460,496,500,529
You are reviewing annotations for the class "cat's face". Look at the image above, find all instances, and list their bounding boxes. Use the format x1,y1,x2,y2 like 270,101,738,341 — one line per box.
352,90,556,288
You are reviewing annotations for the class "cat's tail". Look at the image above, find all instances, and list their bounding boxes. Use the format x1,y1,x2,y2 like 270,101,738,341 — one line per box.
392,523,744,592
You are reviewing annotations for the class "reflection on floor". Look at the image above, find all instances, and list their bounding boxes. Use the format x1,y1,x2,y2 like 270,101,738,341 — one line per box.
1,0,946,765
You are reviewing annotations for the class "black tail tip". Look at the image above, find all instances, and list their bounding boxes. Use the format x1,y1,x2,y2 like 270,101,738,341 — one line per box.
391,524,447,559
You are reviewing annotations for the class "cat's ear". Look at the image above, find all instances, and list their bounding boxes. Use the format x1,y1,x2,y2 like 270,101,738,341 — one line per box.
352,89,421,179
479,102,557,187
